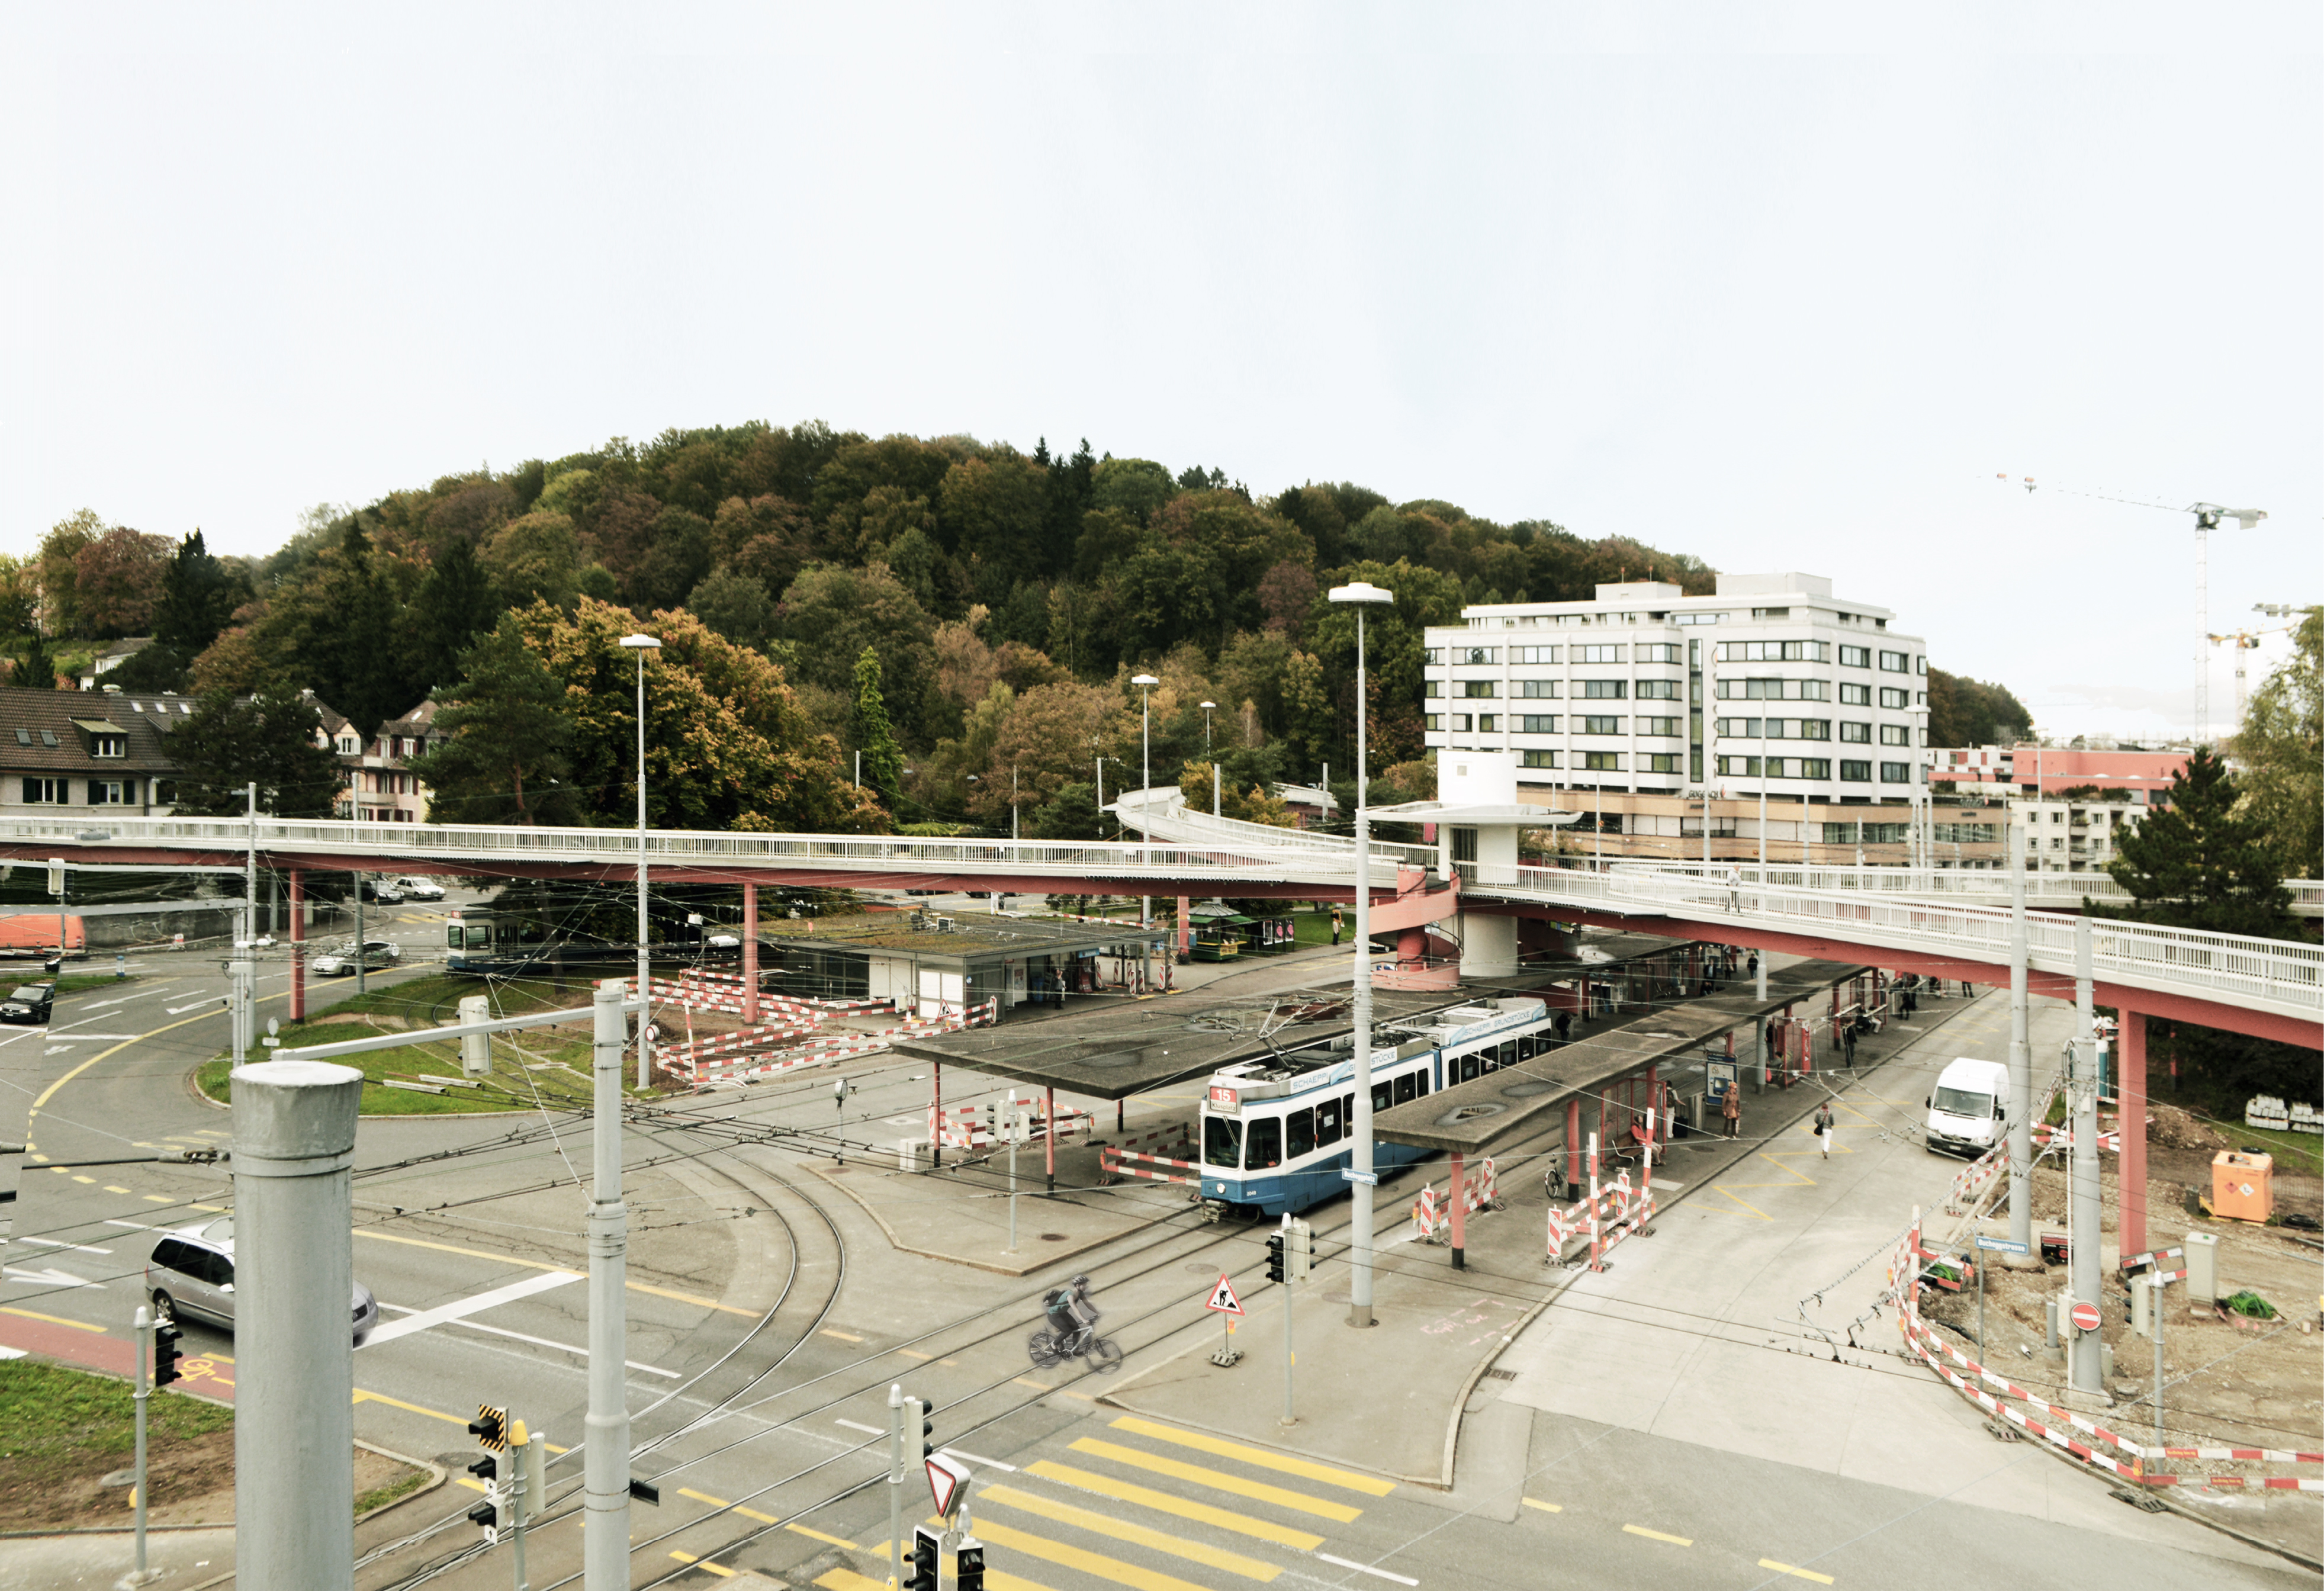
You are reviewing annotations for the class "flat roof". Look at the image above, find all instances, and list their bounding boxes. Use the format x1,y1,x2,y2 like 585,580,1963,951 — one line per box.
762,911,1162,965
1372,958,1868,1154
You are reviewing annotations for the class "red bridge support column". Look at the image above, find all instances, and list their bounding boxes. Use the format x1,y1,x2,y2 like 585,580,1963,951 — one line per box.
287,870,306,1022
1566,1098,1582,1195
1448,1152,1467,1269
742,883,759,1026
2120,1011,2148,1259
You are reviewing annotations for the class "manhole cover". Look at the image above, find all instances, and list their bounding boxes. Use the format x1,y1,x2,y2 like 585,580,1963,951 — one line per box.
1041,1233,1069,1242
1433,1101,1507,1127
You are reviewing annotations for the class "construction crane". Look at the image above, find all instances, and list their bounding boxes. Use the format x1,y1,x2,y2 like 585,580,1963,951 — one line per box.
1998,475,2268,743
2208,617,2302,737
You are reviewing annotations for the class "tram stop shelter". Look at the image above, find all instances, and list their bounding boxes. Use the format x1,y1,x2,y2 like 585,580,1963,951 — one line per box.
761,911,1166,1024
1372,956,1869,1265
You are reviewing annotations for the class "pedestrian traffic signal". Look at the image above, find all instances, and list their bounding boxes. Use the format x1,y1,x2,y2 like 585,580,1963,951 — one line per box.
467,1497,499,1540
153,1320,183,1388
920,1398,937,1461
468,1455,497,1486
1265,1232,1287,1284
909,1525,940,1591
470,1404,507,1451
956,1542,986,1591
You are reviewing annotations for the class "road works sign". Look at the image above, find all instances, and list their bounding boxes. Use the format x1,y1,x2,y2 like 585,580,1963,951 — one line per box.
1204,1275,1245,1316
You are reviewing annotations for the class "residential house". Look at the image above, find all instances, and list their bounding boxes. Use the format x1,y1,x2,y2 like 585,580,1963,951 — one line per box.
0,683,186,818
304,694,446,823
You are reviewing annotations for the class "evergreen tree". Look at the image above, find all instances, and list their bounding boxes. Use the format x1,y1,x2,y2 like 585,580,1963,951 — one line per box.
15,631,59,690
853,645,905,806
406,615,579,825
166,690,345,817
405,538,499,692
152,531,250,656
2102,747,2295,939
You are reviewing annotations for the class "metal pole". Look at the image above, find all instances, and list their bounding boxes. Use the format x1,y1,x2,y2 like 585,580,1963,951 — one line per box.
1213,763,1221,818
585,980,632,1589
889,1383,905,1591
1281,1214,1296,1425
1350,606,1376,1328
133,1304,150,1582
232,1056,362,1591
1976,1246,1986,1365
2007,812,2033,1252
353,871,366,999
1139,683,1151,989
2151,1273,2166,1459
1759,719,1768,869
637,650,652,1091
1007,1108,1018,1253
245,781,258,952
510,1423,531,1591
2069,918,2102,1394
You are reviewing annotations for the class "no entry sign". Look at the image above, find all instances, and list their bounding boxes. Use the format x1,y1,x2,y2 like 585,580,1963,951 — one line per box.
2068,1300,2101,1334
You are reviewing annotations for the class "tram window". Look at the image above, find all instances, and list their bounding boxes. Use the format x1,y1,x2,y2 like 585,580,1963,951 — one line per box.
445,924,464,949
1316,1098,1341,1146
1393,1072,1416,1105
1371,1082,1392,1114
1203,1116,1242,1169
1245,1116,1282,1171
1519,1036,1539,1059
1414,1071,1428,1097
1498,1040,1518,1069
1460,1053,1479,1084
1286,1107,1316,1159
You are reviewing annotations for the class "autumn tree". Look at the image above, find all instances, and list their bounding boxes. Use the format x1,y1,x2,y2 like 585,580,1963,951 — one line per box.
407,614,580,825
2232,606,2322,878
36,509,104,635
853,647,906,806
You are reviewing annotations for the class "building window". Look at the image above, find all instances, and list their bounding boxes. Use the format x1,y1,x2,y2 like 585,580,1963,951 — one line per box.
1839,683,1871,706
1634,679,1680,700
1581,715,1625,735
1879,687,1909,709
1461,680,1497,699
1423,715,1443,732
1642,753,1681,774
1879,724,1910,746
1423,648,1443,665
1509,645,1558,664
88,779,126,804
1521,750,1560,769
1635,642,1682,663
1424,681,1442,698
1582,751,1624,772
1451,715,1472,732
1516,680,1560,698
1476,715,1497,732
21,777,63,803
1916,656,1927,675
337,736,359,754
1840,721,1870,743
1879,650,1910,672
1795,758,1831,779
1719,640,1829,663
91,734,126,758
38,731,56,748
1881,761,1912,783
1516,715,1560,734
1717,678,1830,702
1841,760,1872,782
1580,679,1627,700
1674,612,1726,626
1573,645,1625,664
1459,647,1498,665
1839,644,1871,668
153,779,176,805
1637,716,1682,737
1716,756,1761,776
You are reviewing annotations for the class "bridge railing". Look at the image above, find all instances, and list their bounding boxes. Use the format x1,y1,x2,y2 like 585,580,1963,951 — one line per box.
1612,860,2136,906
1108,788,1439,872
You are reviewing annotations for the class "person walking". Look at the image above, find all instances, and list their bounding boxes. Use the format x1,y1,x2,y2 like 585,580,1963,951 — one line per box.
1746,950,1759,978
1814,1099,1836,1158
1330,908,1343,947
1720,1081,1742,1138
1842,1017,1858,1069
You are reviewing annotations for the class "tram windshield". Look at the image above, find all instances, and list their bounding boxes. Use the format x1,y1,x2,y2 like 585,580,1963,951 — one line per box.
1203,1116,1242,1169
1244,1117,1281,1171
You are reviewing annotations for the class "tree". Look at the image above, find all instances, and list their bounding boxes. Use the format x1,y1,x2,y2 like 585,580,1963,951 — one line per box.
406,615,580,825
2233,606,2322,878
2103,747,2295,939
108,642,190,693
13,631,60,690
1027,780,1101,840
404,536,499,692
36,509,102,635
0,555,38,635
153,531,253,657
1928,667,2034,747
689,568,776,650
853,647,906,806
166,690,346,817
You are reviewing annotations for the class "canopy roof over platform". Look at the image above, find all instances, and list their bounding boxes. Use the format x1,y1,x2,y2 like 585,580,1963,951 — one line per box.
760,910,1160,970
1372,957,1867,1155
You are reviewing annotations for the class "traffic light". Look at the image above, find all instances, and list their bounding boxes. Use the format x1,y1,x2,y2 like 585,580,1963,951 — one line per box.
908,1525,940,1591
470,1404,507,1451
956,1542,986,1591
1288,1217,1315,1280
1265,1232,1287,1284
466,1497,499,1540
468,1455,497,1486
920,1399,937,1461
153,1320,183,1388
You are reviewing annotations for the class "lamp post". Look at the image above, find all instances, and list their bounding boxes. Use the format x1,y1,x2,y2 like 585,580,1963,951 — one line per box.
1132,674,1159,987
1327,580,1393,1328
620,634,661,1089
1200,701,1219,815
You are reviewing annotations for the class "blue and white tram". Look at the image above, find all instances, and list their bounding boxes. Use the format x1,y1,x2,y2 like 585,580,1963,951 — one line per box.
1196,997,1554,1219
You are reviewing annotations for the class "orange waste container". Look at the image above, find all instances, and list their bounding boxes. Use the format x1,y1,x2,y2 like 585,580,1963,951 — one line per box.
2211,1151,2274,1223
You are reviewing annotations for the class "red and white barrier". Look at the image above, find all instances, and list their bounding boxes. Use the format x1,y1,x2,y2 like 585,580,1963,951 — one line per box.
1412,1157,1503,1243
1099,1145,1201,1186
1544,1123,1656,1269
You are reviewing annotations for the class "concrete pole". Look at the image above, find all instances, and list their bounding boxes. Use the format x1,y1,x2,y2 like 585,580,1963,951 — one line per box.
742,884,760,1026
636,651,652,1091
1349,606,1377,1328
287,870,306,1022
244,782,258,952
888,1383,905,1591
2120,1010,2148,1257
586,981,632,1589
2007,814,2033,1252
133,1304,150,1581
353,871,366,999
2069,918,2103,1394
232,1058,362,1591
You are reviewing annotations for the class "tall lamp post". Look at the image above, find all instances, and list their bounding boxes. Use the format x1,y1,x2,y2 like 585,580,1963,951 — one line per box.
1328,580,1393,1328
1132,673,1159,986
1200,700,1219,815
620,633,661,1088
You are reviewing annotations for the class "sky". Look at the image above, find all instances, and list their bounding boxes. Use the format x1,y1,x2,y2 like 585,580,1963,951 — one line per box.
4,4,2316,745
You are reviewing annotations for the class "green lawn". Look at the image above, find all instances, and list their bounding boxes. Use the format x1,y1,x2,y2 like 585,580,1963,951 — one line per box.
0,1359,231,1467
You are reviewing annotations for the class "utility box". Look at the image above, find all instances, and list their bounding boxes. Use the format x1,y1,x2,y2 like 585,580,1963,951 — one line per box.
458,995,491,1077
2210,1152,2273,1223
2128,1273,2153,1339
2184,1230,2220,1305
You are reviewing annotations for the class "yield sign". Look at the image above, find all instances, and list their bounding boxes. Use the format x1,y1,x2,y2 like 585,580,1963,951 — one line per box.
1204,1274,1245,1316
926,1452,972,1520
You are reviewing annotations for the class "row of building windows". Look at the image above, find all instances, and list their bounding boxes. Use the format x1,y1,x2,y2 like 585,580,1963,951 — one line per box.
18,777,156,805
1428,714,1692,737
1711,718,1920,745
1507,751,1688,774
1435,642,1924,671
1432,679,1692,702
1714,756,1916,782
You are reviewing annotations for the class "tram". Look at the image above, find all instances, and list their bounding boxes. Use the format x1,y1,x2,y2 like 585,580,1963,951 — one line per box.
443,909,634,978
1197,996,1552,1219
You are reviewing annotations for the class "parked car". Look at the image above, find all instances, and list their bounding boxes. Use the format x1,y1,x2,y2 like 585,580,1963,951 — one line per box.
0,983,53,1024
390,876,446,902
359,879,404,905
146,1217,378,1340
311,939,401,976
703,931,741,949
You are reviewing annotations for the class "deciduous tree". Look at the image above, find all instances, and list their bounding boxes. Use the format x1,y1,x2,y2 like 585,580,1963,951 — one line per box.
166,690,346,817
2233,606,2322,878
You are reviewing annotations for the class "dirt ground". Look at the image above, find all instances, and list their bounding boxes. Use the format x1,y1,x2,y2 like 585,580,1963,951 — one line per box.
1922,1104,2324,1468
0,1433,421,1530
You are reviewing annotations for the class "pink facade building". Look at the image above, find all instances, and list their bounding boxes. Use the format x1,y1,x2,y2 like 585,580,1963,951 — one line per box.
1928,743,2184,805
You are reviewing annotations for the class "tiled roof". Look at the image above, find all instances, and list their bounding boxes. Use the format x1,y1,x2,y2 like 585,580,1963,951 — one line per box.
0,687,185,773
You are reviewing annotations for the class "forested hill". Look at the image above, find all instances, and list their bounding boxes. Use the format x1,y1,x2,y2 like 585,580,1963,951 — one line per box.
17,420,2024,833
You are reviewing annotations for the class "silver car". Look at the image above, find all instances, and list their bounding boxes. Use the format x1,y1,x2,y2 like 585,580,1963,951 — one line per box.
311,938,401,976
391,876,446,902
145,1217,378,1340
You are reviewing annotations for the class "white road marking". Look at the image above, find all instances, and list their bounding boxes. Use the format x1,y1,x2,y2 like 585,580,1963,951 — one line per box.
4,1265,105,1290
834,1418,883,1435
40,1033,144,1041
18,1236,112,1255
360,1270,584,1348
940,1447,1016,1472
166,1001,220,1014
1316,1553,1418,1586
374,1301,677,1377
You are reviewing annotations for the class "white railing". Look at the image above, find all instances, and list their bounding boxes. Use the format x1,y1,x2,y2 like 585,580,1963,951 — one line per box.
1108,787,1439,872
1613,860,2136,907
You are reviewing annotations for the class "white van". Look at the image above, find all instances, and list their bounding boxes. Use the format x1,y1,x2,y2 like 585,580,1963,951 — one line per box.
1926,1057,2011,1157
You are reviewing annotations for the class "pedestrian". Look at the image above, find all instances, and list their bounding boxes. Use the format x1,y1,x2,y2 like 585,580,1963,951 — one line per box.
1814,1100,1836,1158
1330,908,1342,947
1725,865,1742,913
1720,1080,1742,1138
1843,1020,1857,1068
1746,950,1759,978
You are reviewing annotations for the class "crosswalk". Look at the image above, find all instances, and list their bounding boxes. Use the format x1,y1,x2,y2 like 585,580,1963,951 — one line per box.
679,1414,1404,1591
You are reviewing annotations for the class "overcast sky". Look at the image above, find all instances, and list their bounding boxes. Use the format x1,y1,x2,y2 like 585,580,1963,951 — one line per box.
5,5,2315,743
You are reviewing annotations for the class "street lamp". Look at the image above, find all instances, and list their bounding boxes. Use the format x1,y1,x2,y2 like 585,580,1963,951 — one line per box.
620,633,661,1088
1132,673,1159,986
1200,701,1219,816
1326,579,1392,1329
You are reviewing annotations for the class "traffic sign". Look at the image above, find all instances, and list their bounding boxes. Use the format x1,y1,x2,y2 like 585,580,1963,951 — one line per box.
1973,1235,2030,1255
1341,1168,1378,1187
2068,1300,2101,1334
925,1453,972,1521
1204,1274,1245,1316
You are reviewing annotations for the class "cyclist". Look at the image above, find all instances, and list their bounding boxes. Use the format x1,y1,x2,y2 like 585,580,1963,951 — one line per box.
1044,1275,1098,1351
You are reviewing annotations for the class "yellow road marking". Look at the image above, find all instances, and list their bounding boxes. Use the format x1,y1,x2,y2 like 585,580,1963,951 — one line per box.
0,1306,105,1332
1624,1523,1692,1545
677,1486,777,1526
820,1328,864,1342
352,1388,567,1452
353,1229,755,1316
1760,1560,1835,1584
142,1195,173,1203
31,1005,236,1111
983,1484,1281,1580
897,1346,933,1358
816,1573,888,1591
104,1185,129,1194
1025,1461,1323,1549
1522,1496,1563,1513
786,1523,859,1550
72,1175,94,1184
1110,1416,1393,1495
970,1518,1218,1591
1068,1439,1360,1523
670,1551,737,1578
1014,1377,1054,1391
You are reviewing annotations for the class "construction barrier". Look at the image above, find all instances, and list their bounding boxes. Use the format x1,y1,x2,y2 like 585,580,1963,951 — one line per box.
1544,1122,1656,1270
1098,1145,1201,1187
1410,1158,1503,1244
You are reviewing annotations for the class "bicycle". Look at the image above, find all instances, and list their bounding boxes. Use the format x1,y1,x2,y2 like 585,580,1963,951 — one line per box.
1027,1320,1124,1373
